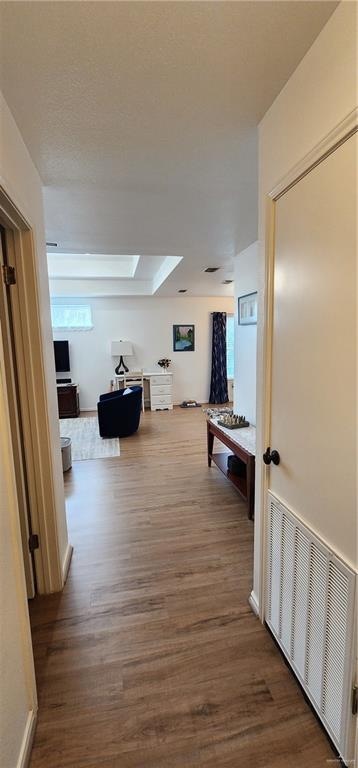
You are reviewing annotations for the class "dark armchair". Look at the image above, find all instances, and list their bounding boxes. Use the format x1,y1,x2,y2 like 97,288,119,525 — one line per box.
97,386,142,438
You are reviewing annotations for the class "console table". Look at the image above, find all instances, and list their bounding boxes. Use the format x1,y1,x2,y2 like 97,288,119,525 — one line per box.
115,371,173,411
57,383,80,419
207,418,256,519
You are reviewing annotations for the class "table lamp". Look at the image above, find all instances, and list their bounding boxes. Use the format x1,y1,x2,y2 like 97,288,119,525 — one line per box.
111,340,133,375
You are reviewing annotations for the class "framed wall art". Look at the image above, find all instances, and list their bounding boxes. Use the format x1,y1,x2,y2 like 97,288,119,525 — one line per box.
238,292,257,325
173,325,195,351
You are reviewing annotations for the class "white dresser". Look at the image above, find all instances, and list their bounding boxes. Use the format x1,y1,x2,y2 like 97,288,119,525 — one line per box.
115,371,173,411
149,373,173,411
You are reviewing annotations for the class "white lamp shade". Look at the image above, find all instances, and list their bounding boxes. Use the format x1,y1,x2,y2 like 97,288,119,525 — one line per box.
111,340,133,357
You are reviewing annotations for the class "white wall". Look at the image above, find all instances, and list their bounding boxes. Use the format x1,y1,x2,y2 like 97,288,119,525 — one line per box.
0,92,69,766
52,295,234,409
254,1,357,613
233,242,258,424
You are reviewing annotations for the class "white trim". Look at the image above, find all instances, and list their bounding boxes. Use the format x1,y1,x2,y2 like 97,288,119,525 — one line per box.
16,709,37,768
269,108,358,201
256,195,275,622
249,591,260,617
62,543,74,584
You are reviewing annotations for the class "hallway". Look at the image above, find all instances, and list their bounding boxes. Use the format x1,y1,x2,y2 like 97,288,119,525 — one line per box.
29,408,334,767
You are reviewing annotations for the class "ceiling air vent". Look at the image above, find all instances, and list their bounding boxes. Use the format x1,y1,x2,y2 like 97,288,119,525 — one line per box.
204,267,220,273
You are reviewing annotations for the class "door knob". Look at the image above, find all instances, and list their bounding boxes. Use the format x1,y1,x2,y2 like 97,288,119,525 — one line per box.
263,447,280,466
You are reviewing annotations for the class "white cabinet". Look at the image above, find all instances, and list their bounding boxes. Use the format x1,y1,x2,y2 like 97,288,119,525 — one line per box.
150,373,173,411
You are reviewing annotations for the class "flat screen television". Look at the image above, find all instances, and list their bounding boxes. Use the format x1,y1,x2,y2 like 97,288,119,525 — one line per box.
54,340,70,372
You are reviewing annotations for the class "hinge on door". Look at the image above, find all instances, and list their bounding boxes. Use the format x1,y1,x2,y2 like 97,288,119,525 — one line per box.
28,533,39,553
2,264,16,286
352,684,358,716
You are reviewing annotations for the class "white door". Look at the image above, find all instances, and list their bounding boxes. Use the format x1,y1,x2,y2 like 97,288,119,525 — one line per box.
268,133,356,564
265,132,356,758
0,229,36,597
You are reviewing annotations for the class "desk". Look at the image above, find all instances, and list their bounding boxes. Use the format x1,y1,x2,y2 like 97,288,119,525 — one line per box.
115,371,173,411
207,418,256,519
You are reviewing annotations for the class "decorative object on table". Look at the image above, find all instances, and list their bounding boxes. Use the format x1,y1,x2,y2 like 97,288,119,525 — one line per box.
209,312,229,403
217,413,250,429
157,358,171,369
238,292,257,325
111,340,133,375
173,325,195,352
180,400,201,408
203,406,233,418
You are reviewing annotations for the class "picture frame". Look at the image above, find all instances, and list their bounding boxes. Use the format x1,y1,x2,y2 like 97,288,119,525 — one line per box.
238,292,257,325
173,324,195,352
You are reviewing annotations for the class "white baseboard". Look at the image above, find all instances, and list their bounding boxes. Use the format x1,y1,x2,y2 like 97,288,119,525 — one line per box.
62,542,73,585
248,590,260,617
17,709,37,768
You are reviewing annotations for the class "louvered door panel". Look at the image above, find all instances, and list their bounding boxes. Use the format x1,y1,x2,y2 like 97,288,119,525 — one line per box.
266,499,282,635
265,492,356,763
291,528,310,678
322,561,350,742
280,514,295,650
305,544,328,706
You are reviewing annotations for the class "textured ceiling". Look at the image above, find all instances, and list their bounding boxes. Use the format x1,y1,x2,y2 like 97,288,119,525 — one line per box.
0,1,337,295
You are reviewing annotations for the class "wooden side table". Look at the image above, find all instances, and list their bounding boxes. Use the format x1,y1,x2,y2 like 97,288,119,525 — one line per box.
57,384,80,418
207,419,256,519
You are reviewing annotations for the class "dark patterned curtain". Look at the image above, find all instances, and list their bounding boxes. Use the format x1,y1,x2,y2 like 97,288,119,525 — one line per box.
209,312,228,403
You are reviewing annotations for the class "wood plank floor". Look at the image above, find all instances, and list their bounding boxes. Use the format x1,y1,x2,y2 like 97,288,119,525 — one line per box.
29,407,334,767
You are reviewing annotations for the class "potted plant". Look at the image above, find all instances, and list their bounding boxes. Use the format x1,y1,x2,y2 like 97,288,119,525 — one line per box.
157,358,171,370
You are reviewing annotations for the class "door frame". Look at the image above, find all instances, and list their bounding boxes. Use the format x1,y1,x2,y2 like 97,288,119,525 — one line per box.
0,226,36,597
255,107,358,621
0,185,69,594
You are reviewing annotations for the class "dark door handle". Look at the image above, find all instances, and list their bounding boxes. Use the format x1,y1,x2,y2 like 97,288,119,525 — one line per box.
263,447,280,466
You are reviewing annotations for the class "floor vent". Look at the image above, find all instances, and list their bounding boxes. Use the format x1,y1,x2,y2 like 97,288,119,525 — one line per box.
265,492,356,763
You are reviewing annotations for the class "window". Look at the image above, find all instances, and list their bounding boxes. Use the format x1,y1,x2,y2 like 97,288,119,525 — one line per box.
226,314,234,379
51,304,93,330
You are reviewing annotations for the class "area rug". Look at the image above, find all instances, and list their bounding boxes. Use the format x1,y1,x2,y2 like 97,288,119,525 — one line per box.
60,416,120,461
